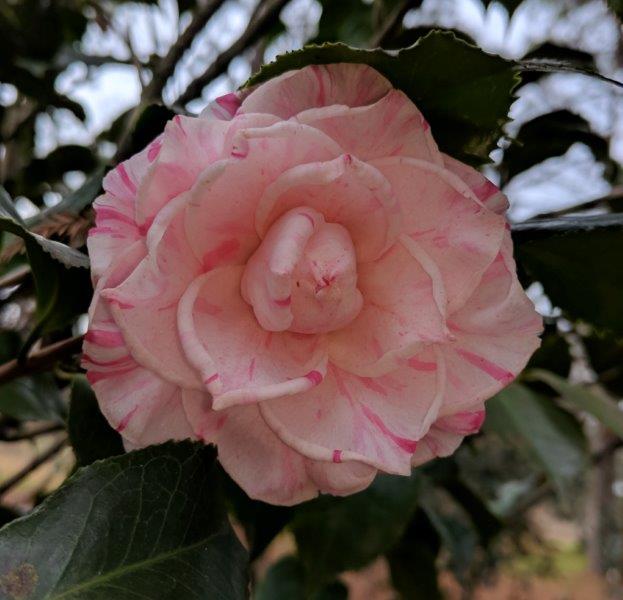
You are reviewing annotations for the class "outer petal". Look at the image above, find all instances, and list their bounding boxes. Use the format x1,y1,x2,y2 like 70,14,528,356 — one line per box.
260,353,446,476
442,153,508,215
241,63,393,118
177,266,328,409
83,242,193,446
439,238,542,416
295,89,441,164
87,139,160,281
328,241,448,377
411,405,485,467
256,154,401,262
371,156,506,312
135,115,230,227
200,91,243,120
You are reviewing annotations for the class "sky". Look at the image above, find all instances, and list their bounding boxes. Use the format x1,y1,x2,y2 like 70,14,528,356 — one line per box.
18,0,623,221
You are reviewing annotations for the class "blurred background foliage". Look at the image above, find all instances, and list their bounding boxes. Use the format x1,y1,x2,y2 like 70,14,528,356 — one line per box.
0,0,623,598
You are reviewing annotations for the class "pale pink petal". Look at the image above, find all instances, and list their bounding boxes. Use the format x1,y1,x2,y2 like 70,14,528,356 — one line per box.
241,63,393,118
256,154,400,262
177,266,328,410
442,153,508,214
183,121,343,270
182,391,318,505
200,91,243,120
87,140,157,281
411,405,485,467
328,241,448,377
260,356,446,476
303,459,377,497
83,243,193,447
371,156,506,312
295,89,441,163
134,113,279,230
439,238,542,415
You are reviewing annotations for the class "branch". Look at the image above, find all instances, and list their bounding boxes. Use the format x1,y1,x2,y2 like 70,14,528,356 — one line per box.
0,424,65,442
0,335,84,385
0,265,30,289
176,0,290,106
0,437,67,498
143,0,228,101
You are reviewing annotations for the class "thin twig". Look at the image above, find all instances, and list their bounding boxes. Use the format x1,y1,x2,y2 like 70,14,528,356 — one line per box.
176,0,290,106
0,424,65,442
0,437,67,498
143,0,228,101
0,335,84,386
0,265,30,289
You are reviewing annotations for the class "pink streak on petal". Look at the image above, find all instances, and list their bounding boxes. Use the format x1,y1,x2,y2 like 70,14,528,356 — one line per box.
116,164,137,195
361,405,418,453
332,449,343,463
305,370,323,386
205,373,219,384
95,207,136,227
147,139,162,162
215,93,241,117
202,238,241,271
407,357,438,371
86,365,137,385
85,330,125,348
248,358,256,381
358,377,387,396
456,348,515,383
274,296,292,307
116,405,138,432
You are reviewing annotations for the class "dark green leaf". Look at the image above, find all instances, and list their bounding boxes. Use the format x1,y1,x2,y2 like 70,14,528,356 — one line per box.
0,199,92,335
520,43,595,85
314,0,373,46
526,326,571,378
514,215,623,333
503,110,611,181
0,442,249,600
608,0,623,19
387,509,442,600
528,369,623,439
0,373,65,423
222,469,292,560
583,332,623,396
67,377,124,466
246,31,519,165
485,383,588,497
255,556,347,600
291,472,421,587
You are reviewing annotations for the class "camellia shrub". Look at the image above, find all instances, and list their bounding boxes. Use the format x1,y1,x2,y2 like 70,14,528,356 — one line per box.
1,1,622,598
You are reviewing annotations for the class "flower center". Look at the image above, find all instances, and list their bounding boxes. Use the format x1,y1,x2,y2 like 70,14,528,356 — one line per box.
241,207,363,334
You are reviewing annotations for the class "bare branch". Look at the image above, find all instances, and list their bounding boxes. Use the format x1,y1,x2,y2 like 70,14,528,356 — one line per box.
0,265,30,289
0,335,84,386
176,0,290,107
0,437,67,498
143,0,228,101
0,424,65,442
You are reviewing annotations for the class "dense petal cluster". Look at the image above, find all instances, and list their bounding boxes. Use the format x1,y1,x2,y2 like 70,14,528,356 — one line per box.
84,64,542,505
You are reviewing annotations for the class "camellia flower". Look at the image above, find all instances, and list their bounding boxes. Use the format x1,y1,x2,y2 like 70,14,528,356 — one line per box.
83,63,542,505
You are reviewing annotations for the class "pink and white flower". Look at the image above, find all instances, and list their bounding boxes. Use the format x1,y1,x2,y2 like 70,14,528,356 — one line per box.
84,63,542,505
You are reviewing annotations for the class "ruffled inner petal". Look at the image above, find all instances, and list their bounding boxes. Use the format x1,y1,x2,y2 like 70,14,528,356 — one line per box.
328,241,448,377
177,265,329,410
371,156,506,312
256,154,401,263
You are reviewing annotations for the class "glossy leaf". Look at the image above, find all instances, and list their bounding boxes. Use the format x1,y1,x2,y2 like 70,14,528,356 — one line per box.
0,373,65,423
68,377,124,466
503,110,611,181
0,442,249,600
255,556,347,600
528,369,623,439
514,215,623,333
246,31,519,165
291,472,421,587
485,383,588,497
